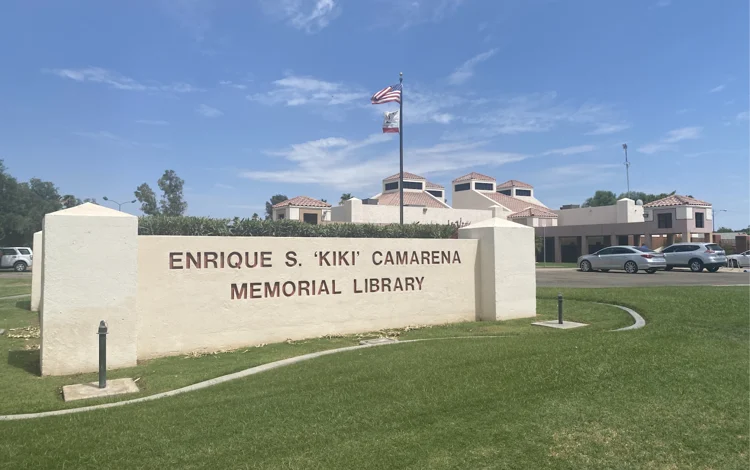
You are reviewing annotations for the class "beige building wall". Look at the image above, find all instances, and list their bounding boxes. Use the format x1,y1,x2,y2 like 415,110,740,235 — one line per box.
451,189,505,211
137,237,479,359
31,231,43,312
331,198,494,225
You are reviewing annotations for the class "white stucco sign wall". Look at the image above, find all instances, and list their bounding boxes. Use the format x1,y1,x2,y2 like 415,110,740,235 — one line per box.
36,203,536,376
137,237,478,359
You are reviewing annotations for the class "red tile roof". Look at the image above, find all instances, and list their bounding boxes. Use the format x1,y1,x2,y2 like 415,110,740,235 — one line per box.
507,207,557,219
497,179,533,189
483,192,557,217
425,181,444,189
643,195,711,208
375,191,449,208
452,172,496,183
273,196,331,208
383,172,426,182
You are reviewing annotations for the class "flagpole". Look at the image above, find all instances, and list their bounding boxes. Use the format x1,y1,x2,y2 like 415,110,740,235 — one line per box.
399,71,404,225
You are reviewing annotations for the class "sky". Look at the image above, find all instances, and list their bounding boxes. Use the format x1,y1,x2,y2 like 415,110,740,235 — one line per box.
0,0,748,228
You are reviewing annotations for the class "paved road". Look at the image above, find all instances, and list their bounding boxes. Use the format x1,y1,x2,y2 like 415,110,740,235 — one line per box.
537,268,750,288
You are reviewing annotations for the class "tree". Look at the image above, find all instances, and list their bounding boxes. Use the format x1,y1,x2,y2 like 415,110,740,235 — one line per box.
134,170,187,216
716,227,735,233
617,190,676,204
582,190,617,207
157,170,187,216
265,194,288,219
320,198,328,203
340,193,353,204
0,160,63,246
135,183,160,215
251,213,260,221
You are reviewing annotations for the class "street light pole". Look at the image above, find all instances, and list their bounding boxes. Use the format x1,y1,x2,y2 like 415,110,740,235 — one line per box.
622,143,630,196
102,197,137,211
713,209,727,232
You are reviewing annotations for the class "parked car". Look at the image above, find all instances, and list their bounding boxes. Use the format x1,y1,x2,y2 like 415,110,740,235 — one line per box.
578,246,667,274
0,247,33,272
661,242,726,272
726,250,750,268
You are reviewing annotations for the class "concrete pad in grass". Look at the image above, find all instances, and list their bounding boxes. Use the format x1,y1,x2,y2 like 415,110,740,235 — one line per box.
532,320,588,329
63,378,139,402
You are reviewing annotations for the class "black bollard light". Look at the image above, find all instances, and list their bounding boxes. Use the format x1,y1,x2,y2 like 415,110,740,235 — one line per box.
98,320,108,389
557,293,563,324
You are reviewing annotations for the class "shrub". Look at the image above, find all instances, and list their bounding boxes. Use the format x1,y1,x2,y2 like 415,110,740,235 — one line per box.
138,216,461,239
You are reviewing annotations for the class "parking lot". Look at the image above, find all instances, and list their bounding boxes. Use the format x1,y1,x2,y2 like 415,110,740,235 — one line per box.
537,268,750,288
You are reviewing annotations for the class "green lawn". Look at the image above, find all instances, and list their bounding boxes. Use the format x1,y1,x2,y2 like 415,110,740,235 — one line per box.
537,262,578,269
0,279,747,469
0,276,31,298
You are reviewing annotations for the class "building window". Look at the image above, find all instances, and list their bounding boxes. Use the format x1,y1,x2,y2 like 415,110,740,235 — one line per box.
474,182,494,191
402,181,424,190
695,212,704,228
657,213,672,229
454,183,470,192
277,213,285,220
497,189,512,196
303,213,318,225
515,189,532,197
427,190,443,198
384,182,398,191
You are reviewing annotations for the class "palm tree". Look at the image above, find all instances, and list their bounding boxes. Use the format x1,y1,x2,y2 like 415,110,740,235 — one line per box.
340,193,353,204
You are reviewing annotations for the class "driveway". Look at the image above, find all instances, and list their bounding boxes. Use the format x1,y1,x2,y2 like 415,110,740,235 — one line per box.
537,268,750,288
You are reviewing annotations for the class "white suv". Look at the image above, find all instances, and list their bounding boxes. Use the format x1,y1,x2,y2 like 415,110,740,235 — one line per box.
0,247,33,272
661,243,727,272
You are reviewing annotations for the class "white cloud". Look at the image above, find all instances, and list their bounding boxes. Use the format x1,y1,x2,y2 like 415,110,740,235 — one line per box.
248,74,367,107
219,80,247,90
445,93,621,139
534,163,621,192
373,0,464,29
447,49,497,85
196,104,223,118
136,120,170,126
709,84,726,93
261,0,340,33
737,111,749,121
73,131,168,149
541,145,596,156
47,67,204,93
215,183,234,190
241,133,527,190
584,123,630,135
637,126,702,154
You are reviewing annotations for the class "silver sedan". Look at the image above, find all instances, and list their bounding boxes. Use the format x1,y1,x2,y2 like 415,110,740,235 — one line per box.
578,245,667,274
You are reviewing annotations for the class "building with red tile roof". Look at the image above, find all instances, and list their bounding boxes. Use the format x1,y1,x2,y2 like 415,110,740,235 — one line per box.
271,196,332,224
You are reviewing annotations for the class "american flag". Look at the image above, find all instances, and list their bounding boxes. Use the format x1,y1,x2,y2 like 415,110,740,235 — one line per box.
371,83,402,104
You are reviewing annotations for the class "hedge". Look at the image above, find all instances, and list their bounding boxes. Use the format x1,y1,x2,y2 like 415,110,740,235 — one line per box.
138,216,461,239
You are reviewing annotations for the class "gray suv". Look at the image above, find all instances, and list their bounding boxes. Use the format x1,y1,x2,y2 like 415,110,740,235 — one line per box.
661,243,727,272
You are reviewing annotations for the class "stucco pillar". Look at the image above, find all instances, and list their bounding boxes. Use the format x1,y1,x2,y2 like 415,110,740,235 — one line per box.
40,203,138,376
554,236,562,263
580,236,589,256
459,217,536,321
682,232,690,243
344,198,363,223
31,231,43,312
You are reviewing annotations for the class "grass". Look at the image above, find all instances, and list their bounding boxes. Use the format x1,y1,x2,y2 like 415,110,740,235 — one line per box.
537,262,578,269
0,276,31,298
0,279,747,469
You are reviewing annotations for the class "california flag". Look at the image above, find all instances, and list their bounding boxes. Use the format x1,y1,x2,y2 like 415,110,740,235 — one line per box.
382,110,400,133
